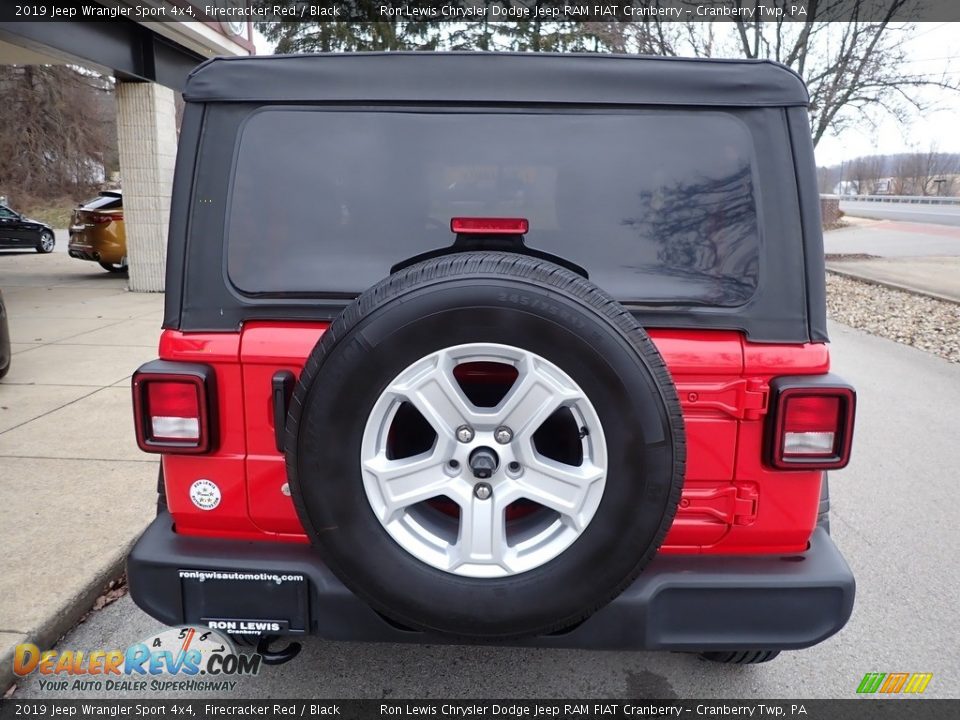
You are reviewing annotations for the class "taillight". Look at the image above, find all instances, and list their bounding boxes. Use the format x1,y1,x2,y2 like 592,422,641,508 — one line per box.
90,213,122,224
768,378,855,470
147,383,200,440
132,362,216,454
451,217,529,235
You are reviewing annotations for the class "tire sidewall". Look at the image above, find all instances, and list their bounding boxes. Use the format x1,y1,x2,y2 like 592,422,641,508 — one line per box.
289,276,681,637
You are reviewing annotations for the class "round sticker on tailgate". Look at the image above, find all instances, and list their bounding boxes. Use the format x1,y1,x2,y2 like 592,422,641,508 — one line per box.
190,479,221,510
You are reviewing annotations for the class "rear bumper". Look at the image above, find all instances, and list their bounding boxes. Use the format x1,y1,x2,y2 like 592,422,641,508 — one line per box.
128,513,855,652
68,247,100,262
68,235,124,264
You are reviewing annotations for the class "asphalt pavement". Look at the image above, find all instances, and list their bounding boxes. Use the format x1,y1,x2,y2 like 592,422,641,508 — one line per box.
52,228,69,252
823,217,960,302
823,217,960,258
11,322,960,699
840,200,960,227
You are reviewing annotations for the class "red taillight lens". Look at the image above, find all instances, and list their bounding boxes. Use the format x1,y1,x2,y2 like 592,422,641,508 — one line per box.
769,386,855,470
451,217,529,235
782,395,841,457
133,367,215,454
146,382,201,440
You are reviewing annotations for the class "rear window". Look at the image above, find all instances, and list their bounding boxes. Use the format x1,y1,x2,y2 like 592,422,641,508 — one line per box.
227,109,760,306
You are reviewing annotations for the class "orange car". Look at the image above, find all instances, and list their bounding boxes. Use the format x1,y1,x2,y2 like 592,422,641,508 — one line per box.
68,191,127,273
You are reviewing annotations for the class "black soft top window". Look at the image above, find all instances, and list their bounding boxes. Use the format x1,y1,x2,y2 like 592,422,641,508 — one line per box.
227,109,760,307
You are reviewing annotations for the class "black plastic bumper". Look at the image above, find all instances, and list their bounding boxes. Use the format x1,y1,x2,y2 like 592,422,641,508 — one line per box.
128,513,855,651
68,249,99,261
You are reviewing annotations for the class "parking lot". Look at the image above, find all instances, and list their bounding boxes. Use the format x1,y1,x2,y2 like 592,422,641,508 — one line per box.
4,249,958,699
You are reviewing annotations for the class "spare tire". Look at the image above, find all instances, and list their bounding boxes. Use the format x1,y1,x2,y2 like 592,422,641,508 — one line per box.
286,252,685,638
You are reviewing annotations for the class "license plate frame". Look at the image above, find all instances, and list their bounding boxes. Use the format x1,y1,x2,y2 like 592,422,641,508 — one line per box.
178,568,310,634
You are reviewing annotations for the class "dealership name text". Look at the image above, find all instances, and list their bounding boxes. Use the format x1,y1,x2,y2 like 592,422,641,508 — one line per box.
380,705,806,717
378,5,808,19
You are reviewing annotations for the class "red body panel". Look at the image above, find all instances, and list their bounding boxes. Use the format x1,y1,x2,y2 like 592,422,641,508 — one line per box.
157,325,831,554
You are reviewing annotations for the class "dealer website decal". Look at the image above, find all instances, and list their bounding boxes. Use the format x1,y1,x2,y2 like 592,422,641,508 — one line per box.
11,625,261,693
178,569,305,584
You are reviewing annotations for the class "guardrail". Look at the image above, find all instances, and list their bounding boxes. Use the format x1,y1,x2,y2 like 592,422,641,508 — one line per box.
824,194,960,206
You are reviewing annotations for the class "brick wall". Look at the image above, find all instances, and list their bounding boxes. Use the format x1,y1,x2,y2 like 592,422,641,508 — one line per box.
820,196,842,227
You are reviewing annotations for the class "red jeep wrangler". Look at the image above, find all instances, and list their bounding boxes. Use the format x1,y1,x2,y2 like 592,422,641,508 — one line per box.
128,53,856,665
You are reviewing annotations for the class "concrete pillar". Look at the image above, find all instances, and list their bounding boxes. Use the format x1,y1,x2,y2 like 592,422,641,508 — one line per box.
115,81,177,292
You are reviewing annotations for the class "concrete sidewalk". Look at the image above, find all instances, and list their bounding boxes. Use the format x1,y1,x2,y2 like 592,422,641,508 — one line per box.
0,247,161,689
824,215,960,257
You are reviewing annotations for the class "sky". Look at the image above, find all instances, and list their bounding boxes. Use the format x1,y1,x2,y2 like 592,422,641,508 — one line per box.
252,22,960,168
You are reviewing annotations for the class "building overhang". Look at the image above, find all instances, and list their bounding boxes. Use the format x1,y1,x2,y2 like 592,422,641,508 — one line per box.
0,1,252,91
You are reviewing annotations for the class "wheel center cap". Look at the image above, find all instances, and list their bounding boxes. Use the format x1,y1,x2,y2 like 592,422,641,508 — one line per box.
468,446,500,479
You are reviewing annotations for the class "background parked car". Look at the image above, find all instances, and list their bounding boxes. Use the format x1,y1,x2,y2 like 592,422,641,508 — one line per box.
0,288,10,379
68,190,127,273
0,203,55,253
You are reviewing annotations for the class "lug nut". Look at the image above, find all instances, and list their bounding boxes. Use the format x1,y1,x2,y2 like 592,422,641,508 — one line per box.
448,460,460,470
456,425,475,443
494,426,514,444
474,483,492,500
508,462,521,473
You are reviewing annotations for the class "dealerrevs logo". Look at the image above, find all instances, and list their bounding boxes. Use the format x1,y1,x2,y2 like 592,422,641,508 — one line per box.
13,626,261,693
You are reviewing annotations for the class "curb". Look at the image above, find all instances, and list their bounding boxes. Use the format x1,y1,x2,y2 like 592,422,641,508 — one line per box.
826,266,960,306
1,542,134,694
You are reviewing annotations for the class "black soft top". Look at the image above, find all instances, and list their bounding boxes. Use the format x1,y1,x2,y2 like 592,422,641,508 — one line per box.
167,52,827,343
184,52,809,108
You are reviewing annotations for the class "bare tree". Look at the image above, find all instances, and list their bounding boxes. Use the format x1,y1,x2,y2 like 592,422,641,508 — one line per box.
892,146,960,195
847,154,887,194
642,0,960,147
257,1,958,149
0,65,116,202
817,165,841,194
256,2,443,53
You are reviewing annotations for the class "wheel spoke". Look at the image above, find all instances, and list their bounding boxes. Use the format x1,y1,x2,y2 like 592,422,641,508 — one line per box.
496,356,582,438
515,458,605,530
387,352,481,437
450,494,508,570
362,452,452,521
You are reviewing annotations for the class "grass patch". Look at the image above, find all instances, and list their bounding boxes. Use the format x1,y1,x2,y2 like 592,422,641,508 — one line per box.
20,200,75,229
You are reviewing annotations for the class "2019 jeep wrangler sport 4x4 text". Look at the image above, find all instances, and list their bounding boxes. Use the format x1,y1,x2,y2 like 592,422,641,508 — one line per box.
128,52,856,665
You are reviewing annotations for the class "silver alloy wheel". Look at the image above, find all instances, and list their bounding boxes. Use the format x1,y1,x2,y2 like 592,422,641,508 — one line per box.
360,343,607,578
40,232,54,252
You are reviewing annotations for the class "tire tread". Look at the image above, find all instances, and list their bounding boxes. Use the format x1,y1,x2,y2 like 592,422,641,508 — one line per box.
699,650,781,664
